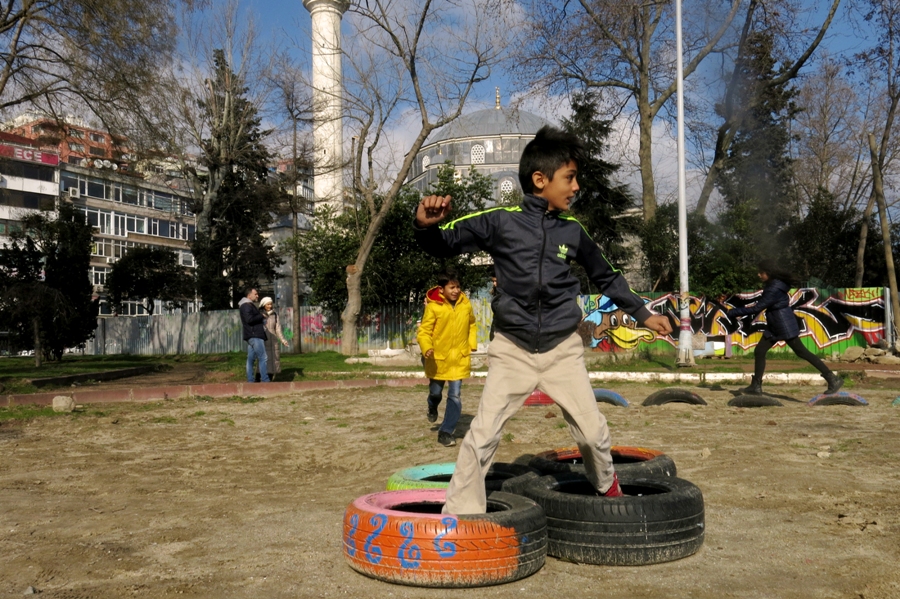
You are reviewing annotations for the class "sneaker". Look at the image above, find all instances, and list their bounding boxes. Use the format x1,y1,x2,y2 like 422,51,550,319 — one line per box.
438,431,456,447
596,473,623,497
427,405,438,423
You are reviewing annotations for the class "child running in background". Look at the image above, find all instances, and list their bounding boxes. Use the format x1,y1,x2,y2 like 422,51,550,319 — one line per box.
417,269,477,448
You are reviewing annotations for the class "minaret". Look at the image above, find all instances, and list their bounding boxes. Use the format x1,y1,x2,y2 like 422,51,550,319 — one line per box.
303,0,349,211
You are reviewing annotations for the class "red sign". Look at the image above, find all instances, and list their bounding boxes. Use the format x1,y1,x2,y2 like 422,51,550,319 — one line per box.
0,143,60,166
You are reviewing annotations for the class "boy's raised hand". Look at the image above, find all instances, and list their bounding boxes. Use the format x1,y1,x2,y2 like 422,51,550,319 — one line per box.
416,195,452,227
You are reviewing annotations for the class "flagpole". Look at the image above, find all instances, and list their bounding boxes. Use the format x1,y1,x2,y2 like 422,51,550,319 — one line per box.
675,0,695,366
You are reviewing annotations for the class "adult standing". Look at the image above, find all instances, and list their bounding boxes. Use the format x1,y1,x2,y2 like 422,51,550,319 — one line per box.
259,296,289,382
726,259,843,395
239,288,269,383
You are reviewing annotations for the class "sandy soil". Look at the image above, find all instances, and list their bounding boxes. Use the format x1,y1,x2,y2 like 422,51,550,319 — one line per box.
1,377,899,599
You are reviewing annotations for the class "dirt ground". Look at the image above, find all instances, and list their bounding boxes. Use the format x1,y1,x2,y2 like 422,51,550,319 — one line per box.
2,374,899,598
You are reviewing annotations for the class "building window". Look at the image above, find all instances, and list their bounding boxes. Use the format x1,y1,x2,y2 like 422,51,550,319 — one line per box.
89,146,105,156
471,144,485,165
69,129,84,138
69,142,84,152
89,132,105,143
422,155,431,169
500,179,517,203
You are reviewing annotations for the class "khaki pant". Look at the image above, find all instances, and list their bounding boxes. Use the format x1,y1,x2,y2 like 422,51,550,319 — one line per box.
443,332,616,514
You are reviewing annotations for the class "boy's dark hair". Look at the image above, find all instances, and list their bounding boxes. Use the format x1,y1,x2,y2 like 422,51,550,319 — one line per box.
437,269,460,288
518,125,586,193
757,259,798,286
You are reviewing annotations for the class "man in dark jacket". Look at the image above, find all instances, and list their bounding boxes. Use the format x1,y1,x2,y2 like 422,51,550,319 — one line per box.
239,288,269,383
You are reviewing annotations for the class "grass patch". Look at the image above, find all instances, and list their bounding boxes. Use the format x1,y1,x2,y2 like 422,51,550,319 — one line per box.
502,433,514,442
220,418,235,426
0,405,60,423
189,411,206,417
151,416,177,424
555,421,567,429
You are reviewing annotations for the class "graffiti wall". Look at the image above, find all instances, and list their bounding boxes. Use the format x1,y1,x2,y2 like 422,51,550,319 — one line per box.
577,288,886,356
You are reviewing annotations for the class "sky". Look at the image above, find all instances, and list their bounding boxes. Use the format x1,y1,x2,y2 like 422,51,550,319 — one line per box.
209,0,879,208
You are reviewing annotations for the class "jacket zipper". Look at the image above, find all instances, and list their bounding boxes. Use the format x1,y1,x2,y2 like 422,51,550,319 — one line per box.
536,214,548,352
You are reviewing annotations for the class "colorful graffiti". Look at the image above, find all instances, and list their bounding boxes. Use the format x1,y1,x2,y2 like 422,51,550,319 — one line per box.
575,288,886,355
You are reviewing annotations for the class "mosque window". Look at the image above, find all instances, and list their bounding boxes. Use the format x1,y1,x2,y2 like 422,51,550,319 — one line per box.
422,155,431,169
500,179,517,203
471,144,485,165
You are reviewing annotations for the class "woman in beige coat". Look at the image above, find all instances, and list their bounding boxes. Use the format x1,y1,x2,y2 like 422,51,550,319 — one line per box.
259,297,289,381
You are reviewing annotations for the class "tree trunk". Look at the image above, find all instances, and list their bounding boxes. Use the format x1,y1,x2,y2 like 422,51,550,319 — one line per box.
854,192,877,287
32,315,42,368
638,109,656,221
292,209,300,353
341,266,362,355
868,133,900,337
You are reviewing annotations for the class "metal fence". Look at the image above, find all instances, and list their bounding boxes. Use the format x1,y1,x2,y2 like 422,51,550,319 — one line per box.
83,303,444,356
82,288,884,357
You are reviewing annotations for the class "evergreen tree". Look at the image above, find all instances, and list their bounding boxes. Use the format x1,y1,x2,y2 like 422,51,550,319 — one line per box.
106,247,195,315
562,92,638,269
716,32,800,265
189,50,283,309
0,203,96,363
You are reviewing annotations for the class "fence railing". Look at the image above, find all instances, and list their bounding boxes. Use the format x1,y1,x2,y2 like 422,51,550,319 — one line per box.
82,288,885,357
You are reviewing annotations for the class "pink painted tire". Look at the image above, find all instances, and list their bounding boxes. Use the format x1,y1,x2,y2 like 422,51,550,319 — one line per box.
342,489,546,587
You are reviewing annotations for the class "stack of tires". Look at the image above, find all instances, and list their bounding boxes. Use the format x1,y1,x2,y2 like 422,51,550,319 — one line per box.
523,446,704,566
341,446,704,587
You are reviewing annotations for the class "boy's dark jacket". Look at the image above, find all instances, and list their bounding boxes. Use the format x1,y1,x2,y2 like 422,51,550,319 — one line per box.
414,193,654,353
726,278,799,341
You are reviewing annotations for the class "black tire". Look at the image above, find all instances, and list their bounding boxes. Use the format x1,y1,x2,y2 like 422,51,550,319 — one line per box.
807,392,868,407
522,472,704,566
643,388,707,406
528,446,677,478
385,462,540,494
728,394,784,407
343,489,547,587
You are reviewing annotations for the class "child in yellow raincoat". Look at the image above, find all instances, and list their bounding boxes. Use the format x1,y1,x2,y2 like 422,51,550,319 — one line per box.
417,269,477,447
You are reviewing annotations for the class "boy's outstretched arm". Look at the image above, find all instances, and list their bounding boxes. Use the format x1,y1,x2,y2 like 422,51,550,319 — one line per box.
415,195,452,228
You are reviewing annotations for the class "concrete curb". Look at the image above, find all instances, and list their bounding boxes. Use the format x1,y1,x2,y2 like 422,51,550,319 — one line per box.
1,370,839,408
2,378,429,407
377,371,829,385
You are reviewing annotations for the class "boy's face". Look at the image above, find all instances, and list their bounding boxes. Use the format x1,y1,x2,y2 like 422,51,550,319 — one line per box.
441,281,461,302
532,160,579,212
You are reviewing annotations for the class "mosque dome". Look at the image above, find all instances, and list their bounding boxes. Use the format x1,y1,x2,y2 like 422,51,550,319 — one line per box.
429,106,550,144
409,92,552,202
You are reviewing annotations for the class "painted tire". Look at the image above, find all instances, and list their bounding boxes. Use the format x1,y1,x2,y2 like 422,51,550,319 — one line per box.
593,388,629,407
528,445,677,478
524,389,554,405
643,388,707,406
728,394,784,407
522,472,705,566
386,462,541,495
808,392,868,407
342,489,547,587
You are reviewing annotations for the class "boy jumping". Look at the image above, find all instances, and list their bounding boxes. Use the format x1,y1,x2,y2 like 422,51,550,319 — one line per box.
414,125,673,514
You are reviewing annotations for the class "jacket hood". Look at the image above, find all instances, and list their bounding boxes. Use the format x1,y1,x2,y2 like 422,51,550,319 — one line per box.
425,286,469,305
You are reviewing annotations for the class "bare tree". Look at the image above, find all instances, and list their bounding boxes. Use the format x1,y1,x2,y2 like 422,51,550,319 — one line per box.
269,54,315,353
336,0,512,355
513,0,742,221
790,57,868,210
692,0,842,217
853,0,900,287
0,1,200,126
